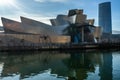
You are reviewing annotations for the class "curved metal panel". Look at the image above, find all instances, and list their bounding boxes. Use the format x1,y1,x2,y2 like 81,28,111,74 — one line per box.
1,17,25,33
20,17,58,35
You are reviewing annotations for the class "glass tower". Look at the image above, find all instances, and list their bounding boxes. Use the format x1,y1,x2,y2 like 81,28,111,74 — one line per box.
99,2,112,34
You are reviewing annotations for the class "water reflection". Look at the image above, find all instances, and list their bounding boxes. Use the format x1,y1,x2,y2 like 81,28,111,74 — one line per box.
0,50,119,80
99,52,112,80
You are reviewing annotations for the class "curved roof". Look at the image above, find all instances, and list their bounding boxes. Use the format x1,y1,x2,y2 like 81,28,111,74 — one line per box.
1,17,59,35
1,17,25,33
20,17,58,35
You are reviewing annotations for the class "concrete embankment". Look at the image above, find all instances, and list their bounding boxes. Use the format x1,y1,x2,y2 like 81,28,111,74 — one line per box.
0,42,119,51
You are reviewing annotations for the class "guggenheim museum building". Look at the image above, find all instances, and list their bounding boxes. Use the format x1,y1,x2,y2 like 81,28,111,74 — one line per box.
0,9,102,48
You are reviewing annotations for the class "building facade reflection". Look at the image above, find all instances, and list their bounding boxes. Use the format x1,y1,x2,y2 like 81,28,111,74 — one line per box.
99,52,113,80
0,51,116,80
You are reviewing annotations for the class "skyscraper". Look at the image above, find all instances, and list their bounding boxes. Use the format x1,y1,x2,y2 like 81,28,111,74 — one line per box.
99,2,112,34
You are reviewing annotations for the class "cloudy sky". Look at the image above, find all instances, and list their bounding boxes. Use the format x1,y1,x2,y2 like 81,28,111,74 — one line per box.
0,0,119,30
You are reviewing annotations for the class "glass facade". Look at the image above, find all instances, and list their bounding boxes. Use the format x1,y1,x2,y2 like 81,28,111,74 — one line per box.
99,2,112,34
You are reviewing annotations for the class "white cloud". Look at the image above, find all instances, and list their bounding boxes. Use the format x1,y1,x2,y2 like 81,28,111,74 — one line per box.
34,0,45,2
34,0,68,3
0,11,54,26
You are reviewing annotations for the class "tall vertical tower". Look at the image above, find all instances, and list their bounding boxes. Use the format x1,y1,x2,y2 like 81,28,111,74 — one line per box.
99,2,112,34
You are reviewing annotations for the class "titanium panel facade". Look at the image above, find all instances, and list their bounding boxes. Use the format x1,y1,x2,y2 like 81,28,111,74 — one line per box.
68,9,83,16
75,14,87,24
20,17,58,35
56,15,69,25
50,19,58,26
68,9,87,24
99,2,112,34
1,17,25,34
50,15,70,26
1,8,102,44
68,15,76,24
54,24,69,35
86,19,95,25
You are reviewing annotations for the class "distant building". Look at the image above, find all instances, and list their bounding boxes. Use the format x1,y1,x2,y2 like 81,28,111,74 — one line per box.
112,30,120,34
99,2,112,34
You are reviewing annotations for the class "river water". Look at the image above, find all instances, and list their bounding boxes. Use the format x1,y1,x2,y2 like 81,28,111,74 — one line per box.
0,50,120,80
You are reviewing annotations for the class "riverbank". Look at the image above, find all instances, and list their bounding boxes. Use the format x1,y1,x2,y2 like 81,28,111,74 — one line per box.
0,42,119,52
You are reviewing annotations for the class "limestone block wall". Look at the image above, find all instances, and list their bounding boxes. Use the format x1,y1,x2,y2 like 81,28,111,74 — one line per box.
0,34,71,47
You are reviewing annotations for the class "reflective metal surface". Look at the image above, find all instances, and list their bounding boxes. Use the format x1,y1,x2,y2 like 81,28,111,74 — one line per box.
21,17,57,35
1,17,25,33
